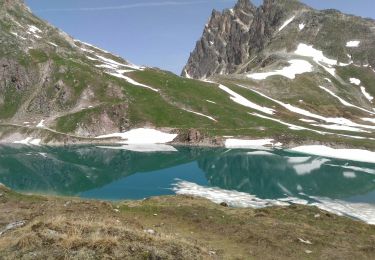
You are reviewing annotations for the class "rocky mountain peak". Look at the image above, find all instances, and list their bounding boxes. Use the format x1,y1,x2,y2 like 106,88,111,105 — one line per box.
234,0,256,12
182,0,374,79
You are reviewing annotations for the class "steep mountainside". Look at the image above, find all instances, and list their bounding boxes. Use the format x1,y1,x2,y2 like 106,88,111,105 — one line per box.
183,0,375,79
1,0,375,149
181,0,375,148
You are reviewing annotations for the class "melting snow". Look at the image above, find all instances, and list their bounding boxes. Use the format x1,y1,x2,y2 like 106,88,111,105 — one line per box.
247,59,313,80
10,32,26,40
311,124,369,133
318,85,374,114
299,23,305,30
183,69,192,79
95,128,177,144
95,55,142,71
360,87,374,102
173,181,291,208
36,120,45,128
206,100,216,104
106,72,158,92
350,78,361,86
246,85,375,130
290,145,375,164
346,40,360,47
225,139,276,148
294,43,342,76
310,197,375,225
218,85,275,115
172,180,375,225
295,43,337,66
80,47,95,53
48,41,58,47
14,137,41,146
74,40,109,54
27,25,42,34
278,16,296,32
299,119,317,123
183,109,217,122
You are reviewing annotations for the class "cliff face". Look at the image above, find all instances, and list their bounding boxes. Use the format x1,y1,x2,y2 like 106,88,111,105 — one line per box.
182,0,306,79
182,0,375,79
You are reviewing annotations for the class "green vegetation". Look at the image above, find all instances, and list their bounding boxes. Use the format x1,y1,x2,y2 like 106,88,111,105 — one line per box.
1,185,374,259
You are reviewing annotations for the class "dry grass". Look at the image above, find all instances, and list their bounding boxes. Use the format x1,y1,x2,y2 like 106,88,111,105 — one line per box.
1,185,375,259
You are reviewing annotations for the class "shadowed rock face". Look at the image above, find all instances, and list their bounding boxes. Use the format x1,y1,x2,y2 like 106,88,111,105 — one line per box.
182,0,304,79
182,0,375,79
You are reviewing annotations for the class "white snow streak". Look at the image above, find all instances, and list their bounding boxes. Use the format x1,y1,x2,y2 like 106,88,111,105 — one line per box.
247,59,313,80
360,87,374,102
225,139,276,148
278,16,295,32
218,85,275,115
106,72,158,92
318,85,374,114
183,109,217,122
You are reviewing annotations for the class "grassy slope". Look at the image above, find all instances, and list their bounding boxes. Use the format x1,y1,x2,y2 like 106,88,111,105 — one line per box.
1,185,375,259
2,1,375,149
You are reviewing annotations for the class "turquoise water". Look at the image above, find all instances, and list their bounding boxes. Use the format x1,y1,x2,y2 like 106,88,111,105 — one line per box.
1,144,375,205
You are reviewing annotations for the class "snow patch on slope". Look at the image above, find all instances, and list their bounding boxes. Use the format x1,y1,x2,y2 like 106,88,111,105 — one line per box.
346,40,360,47
225,139,277,148
182,109,217,122
14,137,41,146
360,87,374,102
95,128,177,144
350,78,361,86
247,59,313,80
295,43,337,66
318,85,374,113
106,72,158,92
242,85,375,131
219,85,275,115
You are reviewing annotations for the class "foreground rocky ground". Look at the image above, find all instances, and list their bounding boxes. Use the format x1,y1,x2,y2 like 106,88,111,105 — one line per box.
0,184,375,259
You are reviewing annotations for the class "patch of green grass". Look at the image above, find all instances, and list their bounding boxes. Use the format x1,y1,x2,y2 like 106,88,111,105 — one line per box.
337,65,375,97
0,87,23,119
28,49,48,63
55,107,103,133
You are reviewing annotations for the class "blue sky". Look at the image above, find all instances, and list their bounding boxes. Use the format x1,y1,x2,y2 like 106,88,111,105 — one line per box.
25,0,374,74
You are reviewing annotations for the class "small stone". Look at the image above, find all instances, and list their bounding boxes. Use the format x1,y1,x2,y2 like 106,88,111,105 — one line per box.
114,209,120,213
153,213,158,216
305,250,313,254
314,214,321,218
209,251,216,256
144,229,156,235
220,202,229,207
298,238,312,245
